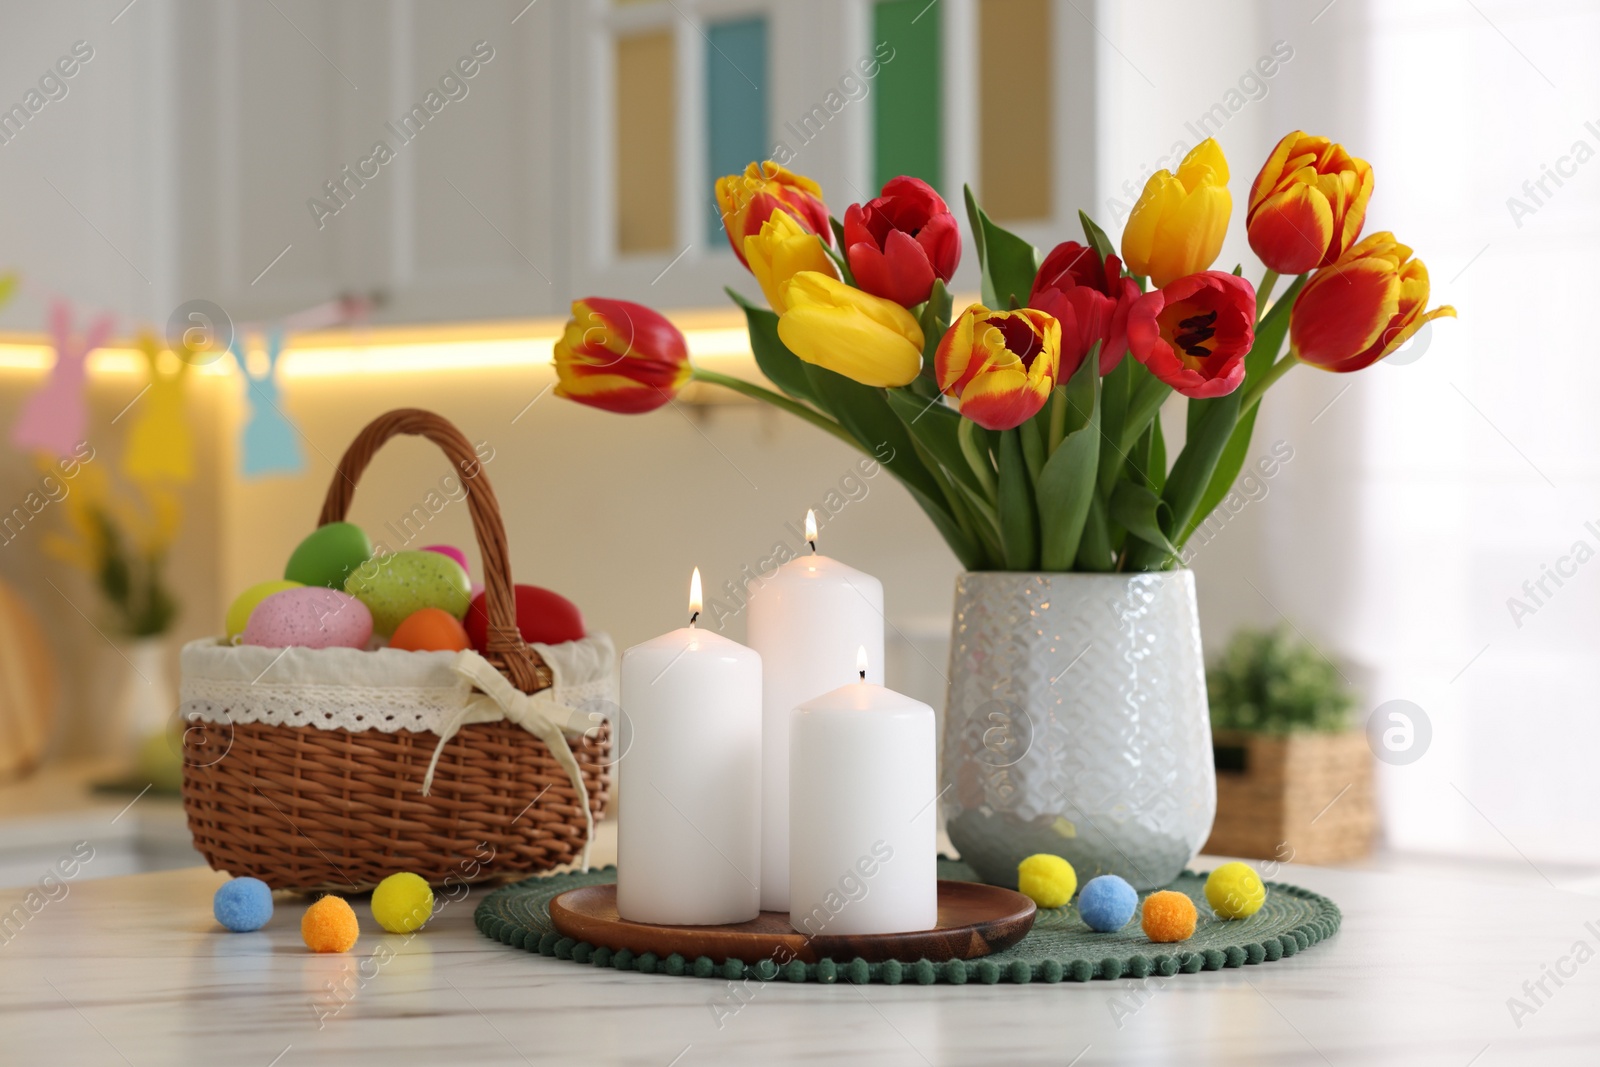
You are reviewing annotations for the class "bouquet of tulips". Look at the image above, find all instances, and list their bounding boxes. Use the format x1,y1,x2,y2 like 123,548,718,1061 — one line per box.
555,133,1454,572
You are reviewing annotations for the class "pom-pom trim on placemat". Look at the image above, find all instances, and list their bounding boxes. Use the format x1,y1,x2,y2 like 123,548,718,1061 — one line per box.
473,859,1341,985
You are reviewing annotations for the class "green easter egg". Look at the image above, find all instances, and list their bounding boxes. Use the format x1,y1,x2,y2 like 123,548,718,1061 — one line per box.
345,550,471,637
225,579,304,639
285,522,373,589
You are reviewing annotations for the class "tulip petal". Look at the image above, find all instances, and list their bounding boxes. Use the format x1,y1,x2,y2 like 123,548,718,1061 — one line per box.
1247,184,1335,275
952,361,1051,431
1290,258,1400,369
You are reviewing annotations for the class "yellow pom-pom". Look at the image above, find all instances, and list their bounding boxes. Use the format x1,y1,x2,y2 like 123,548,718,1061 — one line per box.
1017,853,1077,909
1140,889,1198,943
302,894,359,953
1205,861,1266,919
372,872,435,934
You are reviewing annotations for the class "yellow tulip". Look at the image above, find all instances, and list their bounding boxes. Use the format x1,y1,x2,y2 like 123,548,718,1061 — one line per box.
1121,138,1232,288
776,272,924,388
744,211,838,314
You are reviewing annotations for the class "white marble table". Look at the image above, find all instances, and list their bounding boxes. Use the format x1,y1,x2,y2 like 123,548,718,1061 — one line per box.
3,847,1598,1066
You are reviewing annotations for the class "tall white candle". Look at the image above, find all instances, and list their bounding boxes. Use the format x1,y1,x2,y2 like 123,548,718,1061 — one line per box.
789,648,937,937
746,511,884,912
618,568,762,926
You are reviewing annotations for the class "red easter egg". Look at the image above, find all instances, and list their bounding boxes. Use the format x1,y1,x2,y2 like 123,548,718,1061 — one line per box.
465,584,586,650
389,607,472,652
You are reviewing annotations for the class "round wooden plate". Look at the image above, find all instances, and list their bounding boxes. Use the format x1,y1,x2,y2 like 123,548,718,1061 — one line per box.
548,880,1036,964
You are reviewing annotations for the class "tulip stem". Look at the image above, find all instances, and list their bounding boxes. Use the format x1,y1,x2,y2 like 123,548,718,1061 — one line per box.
688,369,860,451
1241,354,1300,413
1256,269,1281,320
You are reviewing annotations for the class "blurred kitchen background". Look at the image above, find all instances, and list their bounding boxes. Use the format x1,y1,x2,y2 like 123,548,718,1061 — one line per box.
1,0,1595,892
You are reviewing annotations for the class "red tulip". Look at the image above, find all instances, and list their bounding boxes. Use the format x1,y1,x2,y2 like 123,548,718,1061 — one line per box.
1247,131,1373,275
1126,272,1257,399
935,305,1062,431
1028,241,1141,377
715,162,833,268
1290,232,1456,373
843,176,961,307
553,297,690,413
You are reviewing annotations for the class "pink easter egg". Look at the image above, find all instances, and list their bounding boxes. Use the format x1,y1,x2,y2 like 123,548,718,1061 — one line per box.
422,544,469,577
241,586,373,649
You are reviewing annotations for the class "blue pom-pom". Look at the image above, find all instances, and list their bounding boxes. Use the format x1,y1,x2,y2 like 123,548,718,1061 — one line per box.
1077,874,1137,932
213,877,273,932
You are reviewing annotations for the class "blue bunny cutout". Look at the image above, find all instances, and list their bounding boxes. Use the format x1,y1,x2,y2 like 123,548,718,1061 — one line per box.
229,329,304,479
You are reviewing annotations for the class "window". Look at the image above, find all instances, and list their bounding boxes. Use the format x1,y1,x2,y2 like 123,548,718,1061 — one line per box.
872,0,942,194
704,17,769,247
615,31,677,253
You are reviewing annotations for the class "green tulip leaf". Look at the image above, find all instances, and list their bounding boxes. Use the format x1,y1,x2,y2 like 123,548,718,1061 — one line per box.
802,362,946,507
1160,391,1242,544
1121,364,1174,452
919,277,953,373
885,387,984,497
964,184,1041,309
725,287,819,404
998,428,1039,570
1037,359,1100,570
1075,492,1115,571
905,481,988,572
1097,356,1131,495
1110,479,1179,558
1079,210,1116,263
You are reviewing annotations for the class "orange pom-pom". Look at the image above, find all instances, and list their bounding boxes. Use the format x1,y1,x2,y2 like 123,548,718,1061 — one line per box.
1140,889,1198,943
301,894,360,953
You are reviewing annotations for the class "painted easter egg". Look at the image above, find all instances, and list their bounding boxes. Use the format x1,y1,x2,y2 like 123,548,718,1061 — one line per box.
389,607,472,652
285,522,373,589
464,584,586,650
225,579,304,640
421,544,469,577
344,551,471,637
241,586,373,649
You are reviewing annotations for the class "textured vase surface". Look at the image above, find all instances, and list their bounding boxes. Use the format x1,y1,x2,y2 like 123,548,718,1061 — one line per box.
942,571,1216,890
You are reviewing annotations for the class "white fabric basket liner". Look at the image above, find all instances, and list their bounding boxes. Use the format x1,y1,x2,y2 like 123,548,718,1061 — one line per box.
179,633,616,735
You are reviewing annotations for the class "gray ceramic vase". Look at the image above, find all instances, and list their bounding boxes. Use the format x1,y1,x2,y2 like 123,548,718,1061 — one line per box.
942,570,1216,890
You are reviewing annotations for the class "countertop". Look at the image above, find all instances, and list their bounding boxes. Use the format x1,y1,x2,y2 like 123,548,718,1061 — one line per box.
4,835,1599,1065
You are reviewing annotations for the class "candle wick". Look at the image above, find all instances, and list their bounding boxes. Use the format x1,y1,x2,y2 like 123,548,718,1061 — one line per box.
689,611,699,628
858,669,866,681
808,540,816,554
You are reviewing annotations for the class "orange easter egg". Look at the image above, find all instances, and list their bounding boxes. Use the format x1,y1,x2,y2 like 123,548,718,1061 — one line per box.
389,607,472,652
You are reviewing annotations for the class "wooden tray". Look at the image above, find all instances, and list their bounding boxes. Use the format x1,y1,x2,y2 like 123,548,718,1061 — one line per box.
549,880,1036,964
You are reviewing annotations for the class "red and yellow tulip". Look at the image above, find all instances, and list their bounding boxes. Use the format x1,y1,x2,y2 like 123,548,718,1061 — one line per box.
715,162,833,268
777,272,924,388
744,210,839,314
843,176,961,307
1290,233,1456,373
1247,131,1374,275
1126,272,1257,398
553,297,691,413
1121,139,1232,289
1029,241,1141,377
935,306,1062,431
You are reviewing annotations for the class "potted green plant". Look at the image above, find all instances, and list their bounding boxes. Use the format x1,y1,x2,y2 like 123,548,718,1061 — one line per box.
1205,626,1375,864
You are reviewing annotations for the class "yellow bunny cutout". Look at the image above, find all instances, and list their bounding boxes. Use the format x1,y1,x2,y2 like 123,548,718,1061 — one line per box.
121,331,193,485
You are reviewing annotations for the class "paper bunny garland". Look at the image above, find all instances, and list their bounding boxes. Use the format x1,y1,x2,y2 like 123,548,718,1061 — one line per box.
229,330,304,478
10,300,114,460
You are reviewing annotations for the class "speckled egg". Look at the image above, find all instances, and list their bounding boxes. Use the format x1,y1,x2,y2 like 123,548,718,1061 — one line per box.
240,586,373,649
344,550,471,637
225,579,304,640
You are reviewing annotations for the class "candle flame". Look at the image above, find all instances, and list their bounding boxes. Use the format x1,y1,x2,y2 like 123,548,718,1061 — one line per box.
805,508,817,551
689,567,703,624
857,644,869,680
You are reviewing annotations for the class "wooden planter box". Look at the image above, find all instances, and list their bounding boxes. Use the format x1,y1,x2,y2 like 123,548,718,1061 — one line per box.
1203,730,1376,865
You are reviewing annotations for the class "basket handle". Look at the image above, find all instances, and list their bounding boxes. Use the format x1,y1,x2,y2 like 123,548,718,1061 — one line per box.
318,408,548,694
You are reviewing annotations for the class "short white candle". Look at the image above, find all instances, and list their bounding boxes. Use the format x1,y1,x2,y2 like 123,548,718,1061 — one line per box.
789,648,937,937
618,568,762,926
747,510,884,912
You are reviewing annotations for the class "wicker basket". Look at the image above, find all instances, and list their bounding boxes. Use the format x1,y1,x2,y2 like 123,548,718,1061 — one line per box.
181,408,611,891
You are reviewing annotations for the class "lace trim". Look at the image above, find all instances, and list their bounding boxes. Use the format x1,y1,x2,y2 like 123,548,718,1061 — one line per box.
180,672,615,735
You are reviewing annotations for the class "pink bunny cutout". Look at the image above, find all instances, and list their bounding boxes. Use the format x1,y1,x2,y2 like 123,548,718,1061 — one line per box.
10,300,114,459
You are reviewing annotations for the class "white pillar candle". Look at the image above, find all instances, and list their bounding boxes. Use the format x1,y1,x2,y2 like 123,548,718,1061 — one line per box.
746,511,884,912
789,648,937,937
618,568,762,926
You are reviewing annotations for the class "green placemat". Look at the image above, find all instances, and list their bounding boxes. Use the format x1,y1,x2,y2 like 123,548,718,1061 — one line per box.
474,859,1341,985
